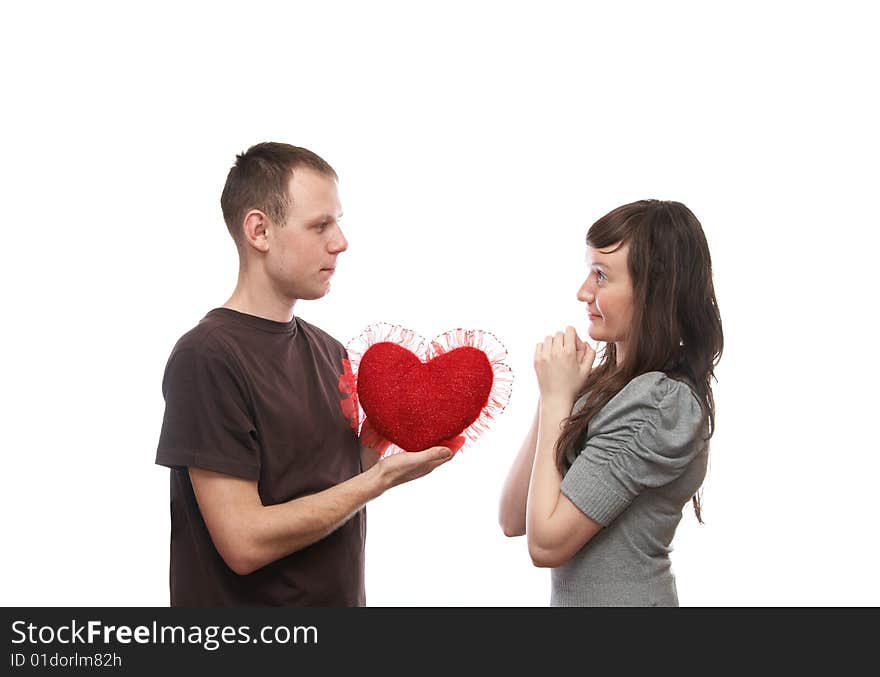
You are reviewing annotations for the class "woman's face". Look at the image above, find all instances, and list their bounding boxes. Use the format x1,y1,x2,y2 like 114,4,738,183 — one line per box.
577,242,635,350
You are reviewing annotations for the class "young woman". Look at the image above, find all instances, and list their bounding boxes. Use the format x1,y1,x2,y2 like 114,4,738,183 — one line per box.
499,199,723,606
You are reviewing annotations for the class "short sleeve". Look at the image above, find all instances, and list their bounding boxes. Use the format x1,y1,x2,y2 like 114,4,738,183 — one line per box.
155,343,260,480
560,373,705,527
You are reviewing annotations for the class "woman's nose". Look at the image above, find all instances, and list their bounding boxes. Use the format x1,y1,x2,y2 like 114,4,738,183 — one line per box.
577,279,594,303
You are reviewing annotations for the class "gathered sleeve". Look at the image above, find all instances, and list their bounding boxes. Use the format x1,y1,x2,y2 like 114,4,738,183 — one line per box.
560,373,705,527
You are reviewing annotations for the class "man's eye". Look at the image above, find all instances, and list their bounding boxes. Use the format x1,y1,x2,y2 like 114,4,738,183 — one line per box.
595,270,606,282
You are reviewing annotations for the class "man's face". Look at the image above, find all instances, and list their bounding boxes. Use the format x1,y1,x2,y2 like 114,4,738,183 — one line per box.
265,167,347,301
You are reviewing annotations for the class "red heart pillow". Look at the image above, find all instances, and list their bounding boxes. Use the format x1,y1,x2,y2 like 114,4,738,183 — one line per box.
340,324,513,455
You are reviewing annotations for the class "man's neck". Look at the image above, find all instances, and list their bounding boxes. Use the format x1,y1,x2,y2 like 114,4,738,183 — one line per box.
223,274,297,323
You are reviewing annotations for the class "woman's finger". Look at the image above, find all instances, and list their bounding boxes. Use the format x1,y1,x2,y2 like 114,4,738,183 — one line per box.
565,326,577,351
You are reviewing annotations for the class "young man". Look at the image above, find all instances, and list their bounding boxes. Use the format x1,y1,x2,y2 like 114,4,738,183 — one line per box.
155,142,453,606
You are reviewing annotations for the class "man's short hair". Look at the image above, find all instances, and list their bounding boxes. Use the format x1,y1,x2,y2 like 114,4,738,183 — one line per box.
220,142,338,246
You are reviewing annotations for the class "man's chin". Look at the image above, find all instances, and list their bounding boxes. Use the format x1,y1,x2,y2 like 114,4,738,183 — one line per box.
300,284,331,301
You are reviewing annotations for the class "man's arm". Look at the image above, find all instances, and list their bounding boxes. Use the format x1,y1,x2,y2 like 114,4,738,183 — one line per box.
190,445,452,576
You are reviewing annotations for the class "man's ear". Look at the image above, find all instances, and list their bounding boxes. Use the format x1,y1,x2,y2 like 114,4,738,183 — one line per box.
242,209,270,253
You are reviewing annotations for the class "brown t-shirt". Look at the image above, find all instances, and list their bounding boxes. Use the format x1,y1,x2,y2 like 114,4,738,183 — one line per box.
155,308,365,607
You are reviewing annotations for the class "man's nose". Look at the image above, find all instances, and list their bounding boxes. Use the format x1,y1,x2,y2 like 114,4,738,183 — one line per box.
331,226,348,253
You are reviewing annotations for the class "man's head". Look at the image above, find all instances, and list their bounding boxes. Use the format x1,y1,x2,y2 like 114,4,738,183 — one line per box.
221,142,338,244
221,142,347,301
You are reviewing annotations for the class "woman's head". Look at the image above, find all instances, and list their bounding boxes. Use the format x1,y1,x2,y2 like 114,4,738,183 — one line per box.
558,199,723,521
576,200,722,377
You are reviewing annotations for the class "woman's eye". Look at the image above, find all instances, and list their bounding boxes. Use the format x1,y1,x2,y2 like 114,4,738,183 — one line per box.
595,270,606,282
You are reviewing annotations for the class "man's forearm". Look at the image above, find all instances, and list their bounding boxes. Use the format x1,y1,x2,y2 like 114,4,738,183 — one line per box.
197,463,390,576
192,445,452,576
246,464,390,573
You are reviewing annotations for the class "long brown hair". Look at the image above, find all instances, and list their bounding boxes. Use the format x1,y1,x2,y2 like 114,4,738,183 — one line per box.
555,200,723,522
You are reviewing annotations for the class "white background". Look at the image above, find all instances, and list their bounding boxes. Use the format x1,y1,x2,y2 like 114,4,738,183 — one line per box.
2,1,878,606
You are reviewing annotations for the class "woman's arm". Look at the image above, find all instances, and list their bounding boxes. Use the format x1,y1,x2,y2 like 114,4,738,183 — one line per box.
526,327,602,567
498,403,540,537
526,397,602,567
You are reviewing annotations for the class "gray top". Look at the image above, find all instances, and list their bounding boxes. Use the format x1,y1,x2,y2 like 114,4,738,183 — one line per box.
553,371,707,607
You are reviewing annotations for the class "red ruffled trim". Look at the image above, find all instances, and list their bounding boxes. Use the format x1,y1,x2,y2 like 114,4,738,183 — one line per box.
337,358,359,433
345,322,514,457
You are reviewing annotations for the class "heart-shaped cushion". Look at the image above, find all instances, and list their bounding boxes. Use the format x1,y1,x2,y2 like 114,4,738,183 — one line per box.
341,324,513,455
357,342,494,451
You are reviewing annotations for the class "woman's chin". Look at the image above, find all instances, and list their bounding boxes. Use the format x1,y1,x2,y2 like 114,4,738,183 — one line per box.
587,327,605,343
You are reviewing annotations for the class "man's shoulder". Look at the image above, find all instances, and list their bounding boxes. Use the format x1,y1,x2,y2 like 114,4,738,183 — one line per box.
159,312,246,398
296,316,346,353
167,311,237,360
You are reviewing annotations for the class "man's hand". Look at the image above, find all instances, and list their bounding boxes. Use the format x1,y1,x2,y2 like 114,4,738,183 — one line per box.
371,445,455,491
360,417,466,462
